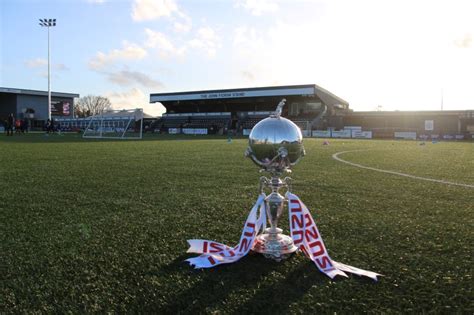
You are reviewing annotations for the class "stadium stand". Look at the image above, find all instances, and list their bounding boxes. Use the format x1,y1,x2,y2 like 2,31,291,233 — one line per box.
149,84,474,139
153,112,232,134
150,85,349,135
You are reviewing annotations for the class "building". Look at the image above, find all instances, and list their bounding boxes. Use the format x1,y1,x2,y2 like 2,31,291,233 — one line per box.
0,87,79,128
150,84,349,133
342,110,474,139
150,84,474,139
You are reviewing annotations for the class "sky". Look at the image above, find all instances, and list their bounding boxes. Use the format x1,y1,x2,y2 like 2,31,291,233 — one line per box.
1,0,473,116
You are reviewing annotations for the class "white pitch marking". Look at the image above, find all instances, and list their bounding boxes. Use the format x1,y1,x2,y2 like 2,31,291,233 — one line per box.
332,150,474,189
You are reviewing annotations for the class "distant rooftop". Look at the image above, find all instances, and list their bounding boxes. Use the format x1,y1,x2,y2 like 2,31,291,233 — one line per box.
0,87,79,98
350,110,474,116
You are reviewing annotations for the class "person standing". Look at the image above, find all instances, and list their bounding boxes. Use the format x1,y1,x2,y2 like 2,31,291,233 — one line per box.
6,113,14,136
15,119,22,134
22,119,29,133
46,119,51,134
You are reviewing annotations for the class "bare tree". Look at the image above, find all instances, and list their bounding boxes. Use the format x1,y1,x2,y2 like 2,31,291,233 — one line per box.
75,95,112,117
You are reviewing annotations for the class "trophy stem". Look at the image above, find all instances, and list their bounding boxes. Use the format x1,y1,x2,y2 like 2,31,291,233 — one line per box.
253,176,298,261
266,177,283,233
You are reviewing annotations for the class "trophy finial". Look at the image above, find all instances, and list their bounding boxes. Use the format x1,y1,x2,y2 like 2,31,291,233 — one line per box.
274,98,286,118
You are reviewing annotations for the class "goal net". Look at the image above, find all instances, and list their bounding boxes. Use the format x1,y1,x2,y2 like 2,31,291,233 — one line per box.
82,108,143,139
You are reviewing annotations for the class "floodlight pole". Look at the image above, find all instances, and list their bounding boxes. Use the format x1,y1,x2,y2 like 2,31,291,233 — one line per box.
39,18,56,121
48,25,51,120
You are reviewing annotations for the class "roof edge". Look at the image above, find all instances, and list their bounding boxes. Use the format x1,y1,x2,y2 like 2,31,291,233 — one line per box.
150,84,316,97
0,87,79,98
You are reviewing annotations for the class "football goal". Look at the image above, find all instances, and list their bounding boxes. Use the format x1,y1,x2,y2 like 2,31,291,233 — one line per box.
82,108,143,139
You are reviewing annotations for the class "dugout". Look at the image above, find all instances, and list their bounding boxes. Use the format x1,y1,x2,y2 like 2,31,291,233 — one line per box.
150,84,350,133
0,87,79,129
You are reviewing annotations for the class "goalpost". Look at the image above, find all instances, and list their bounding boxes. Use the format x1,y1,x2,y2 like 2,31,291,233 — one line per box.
82,108,144,139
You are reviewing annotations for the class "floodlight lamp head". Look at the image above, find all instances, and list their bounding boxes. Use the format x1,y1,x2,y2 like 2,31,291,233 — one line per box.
39,18,56,27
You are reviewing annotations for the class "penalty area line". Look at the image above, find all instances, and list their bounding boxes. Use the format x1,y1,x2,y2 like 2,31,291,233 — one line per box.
332,150,474,189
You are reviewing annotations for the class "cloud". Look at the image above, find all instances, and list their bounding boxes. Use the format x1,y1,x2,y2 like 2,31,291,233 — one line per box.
234,0,279,16
144,28,186,58
454,33,472,48
88,41,147,70
107,88,147,109
132,0,178,22
233,25,265,58
25,58,47,68
241,70,255,81
106,88,166,116
188,26,220,57
173,12,192,33
87,0,106,3
54,63,69,71
132,0,192,34
145,26,219,58
88,41,159,89
106,70,164,88
25,58,69,71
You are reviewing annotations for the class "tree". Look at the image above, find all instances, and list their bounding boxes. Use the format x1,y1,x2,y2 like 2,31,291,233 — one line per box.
75,95,112,118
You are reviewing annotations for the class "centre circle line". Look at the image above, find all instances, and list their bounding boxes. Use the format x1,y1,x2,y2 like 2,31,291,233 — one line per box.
332,150,474,189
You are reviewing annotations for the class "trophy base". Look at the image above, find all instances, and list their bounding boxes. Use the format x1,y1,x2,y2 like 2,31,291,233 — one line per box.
253,228,298,262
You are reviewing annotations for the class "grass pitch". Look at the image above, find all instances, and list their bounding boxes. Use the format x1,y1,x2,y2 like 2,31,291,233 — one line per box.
1,134,473,313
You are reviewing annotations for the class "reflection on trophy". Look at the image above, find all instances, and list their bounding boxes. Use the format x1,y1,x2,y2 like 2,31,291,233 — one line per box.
245,99,305,261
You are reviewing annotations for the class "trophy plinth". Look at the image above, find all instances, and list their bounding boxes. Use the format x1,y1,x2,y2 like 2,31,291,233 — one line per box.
253,230,298,261
245,99,305,261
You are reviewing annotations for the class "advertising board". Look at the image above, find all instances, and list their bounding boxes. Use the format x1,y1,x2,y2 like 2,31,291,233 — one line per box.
394,132,417,140
182,128,208,135
331,130,352,138
312,130,331,138
351,131,373,139
51,101,71,116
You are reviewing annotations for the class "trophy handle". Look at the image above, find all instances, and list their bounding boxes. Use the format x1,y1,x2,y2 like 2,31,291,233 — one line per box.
259,176,270,194
290,148,306,167
245,147,265,168
282,177,293,192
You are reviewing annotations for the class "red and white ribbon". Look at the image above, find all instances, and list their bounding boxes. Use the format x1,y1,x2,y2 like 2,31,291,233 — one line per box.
186,193,380,280
287,192,380,280
186,194,266,268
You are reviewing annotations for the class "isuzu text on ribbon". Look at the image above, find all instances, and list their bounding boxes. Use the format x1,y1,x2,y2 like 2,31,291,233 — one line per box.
186,193,380,280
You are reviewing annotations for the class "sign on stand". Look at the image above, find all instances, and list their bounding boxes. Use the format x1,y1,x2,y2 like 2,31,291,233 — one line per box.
182,128,208,135
351,130,373,139
312,130,331,138
425,120,434,131
394,131,417,140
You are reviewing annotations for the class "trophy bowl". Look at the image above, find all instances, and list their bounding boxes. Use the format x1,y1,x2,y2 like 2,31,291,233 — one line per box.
247,115,305,174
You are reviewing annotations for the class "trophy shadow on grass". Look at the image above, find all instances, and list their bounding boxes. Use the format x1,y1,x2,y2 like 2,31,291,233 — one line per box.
153,254,331,313
153,254,278,313
233,260,333,314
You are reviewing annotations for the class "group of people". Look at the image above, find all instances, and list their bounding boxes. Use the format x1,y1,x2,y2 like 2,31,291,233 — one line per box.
4,113,29,136
3,114,63,136
45,119,60,134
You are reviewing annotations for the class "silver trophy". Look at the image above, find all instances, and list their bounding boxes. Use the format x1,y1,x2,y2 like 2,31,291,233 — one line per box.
245,99,305,261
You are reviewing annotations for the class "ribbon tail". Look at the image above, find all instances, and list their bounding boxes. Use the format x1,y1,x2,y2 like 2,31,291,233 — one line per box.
322,268,349,279
186,239,234,254
185,194,266,268
287,191,379,280
332,261,381,281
